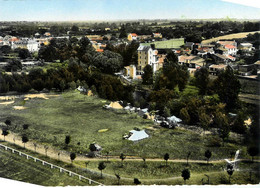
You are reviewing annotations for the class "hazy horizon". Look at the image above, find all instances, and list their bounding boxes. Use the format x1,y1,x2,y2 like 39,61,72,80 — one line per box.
1,0,260,22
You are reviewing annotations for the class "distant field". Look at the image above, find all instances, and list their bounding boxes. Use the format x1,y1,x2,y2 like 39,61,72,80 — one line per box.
201,31,260,44
141,38,184,49
0,91,250,160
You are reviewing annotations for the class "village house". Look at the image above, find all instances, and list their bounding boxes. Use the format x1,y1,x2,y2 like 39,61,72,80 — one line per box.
137,44,158,74
124,64,136,79
12,38,40,52
178,55,205,75
254,60,260,70
238,43,254,52
209,64,227,75
153,33,162,39
128,33,138,41
238,64,256,76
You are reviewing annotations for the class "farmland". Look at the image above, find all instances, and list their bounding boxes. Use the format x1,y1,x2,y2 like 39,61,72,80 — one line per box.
201,31,260,44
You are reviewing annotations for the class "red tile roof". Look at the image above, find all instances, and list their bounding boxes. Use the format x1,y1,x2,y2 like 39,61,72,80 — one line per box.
96,49,104,52
131,33,137,37
225,44,236,49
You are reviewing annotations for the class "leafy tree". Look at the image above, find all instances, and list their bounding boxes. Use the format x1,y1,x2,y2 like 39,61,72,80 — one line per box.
227,164,234,184
164,153,170,166
134,178,141,185
98,162,106,178
5,119,11,126
5,60,22,72
154,58,189,91
120,153,126,166
65,135,71,148
70,152,76,163
142,65,153,85
215,111,230,146
115,173,121,185
247,146,259,162
2,129,9,141
199,112,211,134
205,150,212,164
180,108,190,124
194,67,209,95
213,66,241,110
182,169,190,184
18,48,31,59
22,135,29,148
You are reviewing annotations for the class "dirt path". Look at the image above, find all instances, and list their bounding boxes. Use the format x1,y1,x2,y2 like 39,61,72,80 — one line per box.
0,131,225,164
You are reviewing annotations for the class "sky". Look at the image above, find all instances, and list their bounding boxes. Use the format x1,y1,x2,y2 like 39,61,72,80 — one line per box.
0,0,259,21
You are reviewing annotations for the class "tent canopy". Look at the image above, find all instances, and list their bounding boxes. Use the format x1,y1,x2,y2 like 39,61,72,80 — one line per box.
128,130,149,141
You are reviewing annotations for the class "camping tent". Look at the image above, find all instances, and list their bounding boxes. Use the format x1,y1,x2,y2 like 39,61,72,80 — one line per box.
109,102,123,109
128,130,149,141
167,115,182,125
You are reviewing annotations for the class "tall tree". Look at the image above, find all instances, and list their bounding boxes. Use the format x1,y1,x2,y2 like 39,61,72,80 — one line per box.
227,164,234,184
213,66,241,110
205,150,212,164
182,169,190,184
120,153,126,166
215,111,230,146
98,162,106,178
164,153,170,166
194,67,209,95
70,152,76,163
2,129,9,141
247,146,259,162
142,64,153,85
65,135,71,148
22,135,29,148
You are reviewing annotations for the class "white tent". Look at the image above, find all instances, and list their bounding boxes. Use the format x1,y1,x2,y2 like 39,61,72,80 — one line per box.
128,130,149,141
167,115,182,124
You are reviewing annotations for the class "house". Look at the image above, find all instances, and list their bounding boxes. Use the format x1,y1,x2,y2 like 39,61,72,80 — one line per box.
124,65,136,79
86,35,103,41
11,38,40,52
128,33,138,41
184,42,194,50
238,64,255,75
178,55,205,75
209,64,227,75
217,40,237,47
212,53,230,64
153,33,162,38
44,32,51,37
224,44,237,56
137,45,158,73
238,43,254,52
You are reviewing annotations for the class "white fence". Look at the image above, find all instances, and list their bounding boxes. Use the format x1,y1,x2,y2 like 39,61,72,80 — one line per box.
0,143,103,186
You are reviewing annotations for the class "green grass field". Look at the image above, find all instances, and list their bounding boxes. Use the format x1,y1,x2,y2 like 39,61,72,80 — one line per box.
0,91,251,160
0,91,259,185
141,38,184,49
0,145,86,186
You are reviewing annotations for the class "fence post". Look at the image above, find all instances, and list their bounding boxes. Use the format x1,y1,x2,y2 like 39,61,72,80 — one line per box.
79,175,81,180
89,180,92,184
60,168,63,173
19,152,21,155
51,164,53,169
34,158,37,162
42,161,45,165
26,155,29,159
69,171,72,176
12,149,15,153
5,146,7,150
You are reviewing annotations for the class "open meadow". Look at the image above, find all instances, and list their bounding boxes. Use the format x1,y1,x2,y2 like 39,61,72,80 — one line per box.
0,90,259,185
